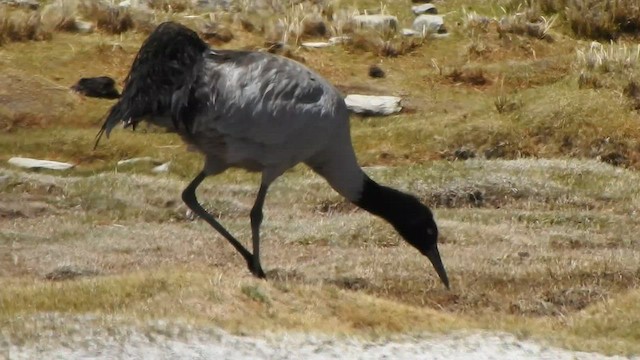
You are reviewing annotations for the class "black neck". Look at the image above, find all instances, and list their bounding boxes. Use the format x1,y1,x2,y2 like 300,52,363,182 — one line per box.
354,176,428,229
352,176,448,288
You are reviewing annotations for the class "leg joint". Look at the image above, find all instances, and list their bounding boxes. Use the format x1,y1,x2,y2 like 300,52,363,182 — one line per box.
250,206,263,224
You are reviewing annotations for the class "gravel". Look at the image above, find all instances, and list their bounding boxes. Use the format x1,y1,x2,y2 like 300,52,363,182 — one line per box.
4,328,635,360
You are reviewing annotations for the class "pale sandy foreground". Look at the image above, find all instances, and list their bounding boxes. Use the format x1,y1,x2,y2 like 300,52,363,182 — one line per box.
5,329,637,360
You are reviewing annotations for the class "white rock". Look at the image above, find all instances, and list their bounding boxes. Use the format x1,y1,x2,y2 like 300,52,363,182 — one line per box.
152,162,171,173
8,157,74,171
301,42,331,48
412,14,444,34
401,28,420,36
329,36,350,45
431,33,450,39
74,20,94,34
116,157,158,166
344,95,402,116
353,14,398,32
412,4,437,15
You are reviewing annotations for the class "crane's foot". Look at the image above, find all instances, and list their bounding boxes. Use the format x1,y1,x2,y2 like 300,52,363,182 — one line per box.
248,260,266,279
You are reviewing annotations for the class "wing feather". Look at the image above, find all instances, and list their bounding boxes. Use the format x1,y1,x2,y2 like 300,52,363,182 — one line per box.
190,51,345,146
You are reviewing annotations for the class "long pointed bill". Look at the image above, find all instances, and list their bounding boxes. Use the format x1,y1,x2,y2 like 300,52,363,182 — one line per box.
424,246,450,289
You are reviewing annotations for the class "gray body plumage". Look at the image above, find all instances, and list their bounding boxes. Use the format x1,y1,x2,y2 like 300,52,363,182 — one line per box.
170,50,361,196
96,22,449,287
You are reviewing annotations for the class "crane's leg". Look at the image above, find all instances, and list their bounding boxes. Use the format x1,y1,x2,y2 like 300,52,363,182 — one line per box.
249,183,270,278
182,171,254,268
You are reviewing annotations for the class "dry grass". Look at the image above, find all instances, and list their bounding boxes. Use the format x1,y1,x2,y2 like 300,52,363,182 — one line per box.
574,42,640,105
2,0,640,355
510,0,640,40
0,6,52,44
1,159,639,354
147,0,193,13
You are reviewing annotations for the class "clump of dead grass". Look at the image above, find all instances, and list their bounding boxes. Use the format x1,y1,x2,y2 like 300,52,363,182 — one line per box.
39,0,77,32
497,12,556,42
199,15,235,44
78,1,134,34
462,6,555,42
147,0,193,13
461,9,494,34
576,41,640,74
495,93,522,114
575,42,640,94
267,2,327,46
623,79,640,110
565,0,640,40
510,0,640,40
343,29,424,57
445,66,491,86
0,6,52,44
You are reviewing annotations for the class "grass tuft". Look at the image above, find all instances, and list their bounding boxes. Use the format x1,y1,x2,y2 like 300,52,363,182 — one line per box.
0,6,52,44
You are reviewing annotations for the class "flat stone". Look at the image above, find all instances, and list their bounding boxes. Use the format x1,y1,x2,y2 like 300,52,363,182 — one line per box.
329,36,350,45
344,95,402,116
412,4,437,15
8,157,74,171
152,162,171,173
412,14,444,34
74,20,94,34
353,14,398,32
401,28,420,36
117,157,159,166
301,42,332,48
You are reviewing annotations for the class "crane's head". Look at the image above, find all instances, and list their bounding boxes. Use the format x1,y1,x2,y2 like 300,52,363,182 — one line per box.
392,202,450,289
355,178,450,289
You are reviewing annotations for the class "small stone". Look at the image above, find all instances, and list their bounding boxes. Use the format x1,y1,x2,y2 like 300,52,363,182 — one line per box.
116,157,158,166
368,65,385,78
74,20,94,34
328,36,350,45
453,148,476,160
71,76,119,99
412,4,437,15
344,94,402,116
353,14,398,32
401,28,420,36
8,157,74,171
185,209,197,221
413,14,445,34
518,251,530,259
301,42,331,48
152,162,171,173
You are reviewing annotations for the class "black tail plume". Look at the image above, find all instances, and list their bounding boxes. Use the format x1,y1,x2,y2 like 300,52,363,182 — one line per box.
94,22,209,148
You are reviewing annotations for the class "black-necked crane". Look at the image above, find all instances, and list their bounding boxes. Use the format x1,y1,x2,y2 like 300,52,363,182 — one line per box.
95,22,450,288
